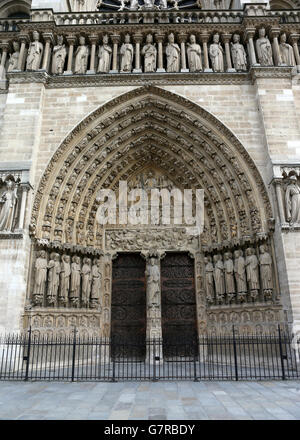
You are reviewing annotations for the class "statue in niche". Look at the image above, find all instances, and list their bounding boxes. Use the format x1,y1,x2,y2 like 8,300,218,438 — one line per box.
33,250,48,306
81,257,92,306
52,35,67,75
245,247,259,299
166,33,180,73
285,175,300,225
47,253,60,305
145,256,160,305
231,34,247,72
91,258,102,308
204,256,214,303
259,245,273,299
213,254,225,303
187,34,202,72
70,255,81,306
159,0,168,8
26,31,43,71
120,34,134,72
256,28,273,66
0,178,18,232
97,34,112,73
60,254,71,304
7,41,20,72
279,33,295,66
223,252,235,302
234,249,247,302
141,34,157,73
74,36,89,75
209,33,224,72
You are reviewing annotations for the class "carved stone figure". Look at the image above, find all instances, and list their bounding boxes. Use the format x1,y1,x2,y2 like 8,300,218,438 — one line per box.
60,254,71,303
143,0,156,8
97,34,112,73
285,175,300,224
91,258,102,308
223,252,235,301
231,34,247,71
7,41,20,72
145,257,160,304
33,250,48,305
26,31,43,71
159,0,168,8
259,245,273,299
204,256,214,303
279,33,295,66
47,253,60,304
128,0,139,9
187,34,202,72
52,35,67,75
82,257,92,306
234,249,247,301
0,179,18,232
166,33,180,73
245,248,259,299
74,36,89,74
70,0,99,11
120,34,134,72
70,256,81,306
256,28,273,66
141,34,157,73
209,33,224,72
213,254,225,303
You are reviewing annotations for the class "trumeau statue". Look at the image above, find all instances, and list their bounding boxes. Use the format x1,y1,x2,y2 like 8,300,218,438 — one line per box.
26,31,43,71
7,41,20,72
231,34,247,71
97,35,112,73
91,258,102,307
120,34,134,72
166,33,180,73
223,252,235,300
60,254,71,303
245,248,259,298
234,249,247,299
81,257,92,306
256,28,274,66
187,34,202,72
0,179,18,232
145,257,160,304
74,36,89,74
285,175,300,224
33,250,48,305
204,256,214,303
47,253,60,304
141,34,157,73
279,33,296,66
209,33,224,72
52,35,67,75
213,254,225,302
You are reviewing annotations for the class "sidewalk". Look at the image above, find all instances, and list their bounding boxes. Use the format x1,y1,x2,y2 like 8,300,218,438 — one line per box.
0,380,300,420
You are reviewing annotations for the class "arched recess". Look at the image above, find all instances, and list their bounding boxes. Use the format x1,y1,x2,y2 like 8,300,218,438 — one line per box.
0,0,31,18
30,86,273,251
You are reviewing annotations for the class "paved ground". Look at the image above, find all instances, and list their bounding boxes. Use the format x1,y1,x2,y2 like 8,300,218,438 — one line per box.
0,380,300,420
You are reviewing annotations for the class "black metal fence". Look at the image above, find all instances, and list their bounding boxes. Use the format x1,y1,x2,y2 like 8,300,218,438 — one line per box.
0,326,299,382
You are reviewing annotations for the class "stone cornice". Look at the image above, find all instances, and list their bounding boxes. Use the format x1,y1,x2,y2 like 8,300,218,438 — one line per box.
250,66,294,82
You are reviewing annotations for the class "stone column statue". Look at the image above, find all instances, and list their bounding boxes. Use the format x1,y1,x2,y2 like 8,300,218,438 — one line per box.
234,249,247,302
223,252,235,302
74,36,89,74
256,28,274,66
141,34,157,73
245,248,259,299
47,253,60,305
33,250,48,306
90,258,102,308
285,175,300,225
0,179,18,232
279,33,296,66
26,31,43,71
97,34,112,73
259,245,273,299
231,34,247,71
59,254,71,304
209,33,224,72
166,33,180,73
70,255,81,306
7,41,20,72
81,257,92,306
213,254,225,303
145,256,160,305
120,34,134,72
187,34,202,72
204,256,214,304
52,35,67,75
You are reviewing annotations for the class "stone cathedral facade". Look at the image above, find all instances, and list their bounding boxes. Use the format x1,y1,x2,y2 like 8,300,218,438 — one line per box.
0,0,300,346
